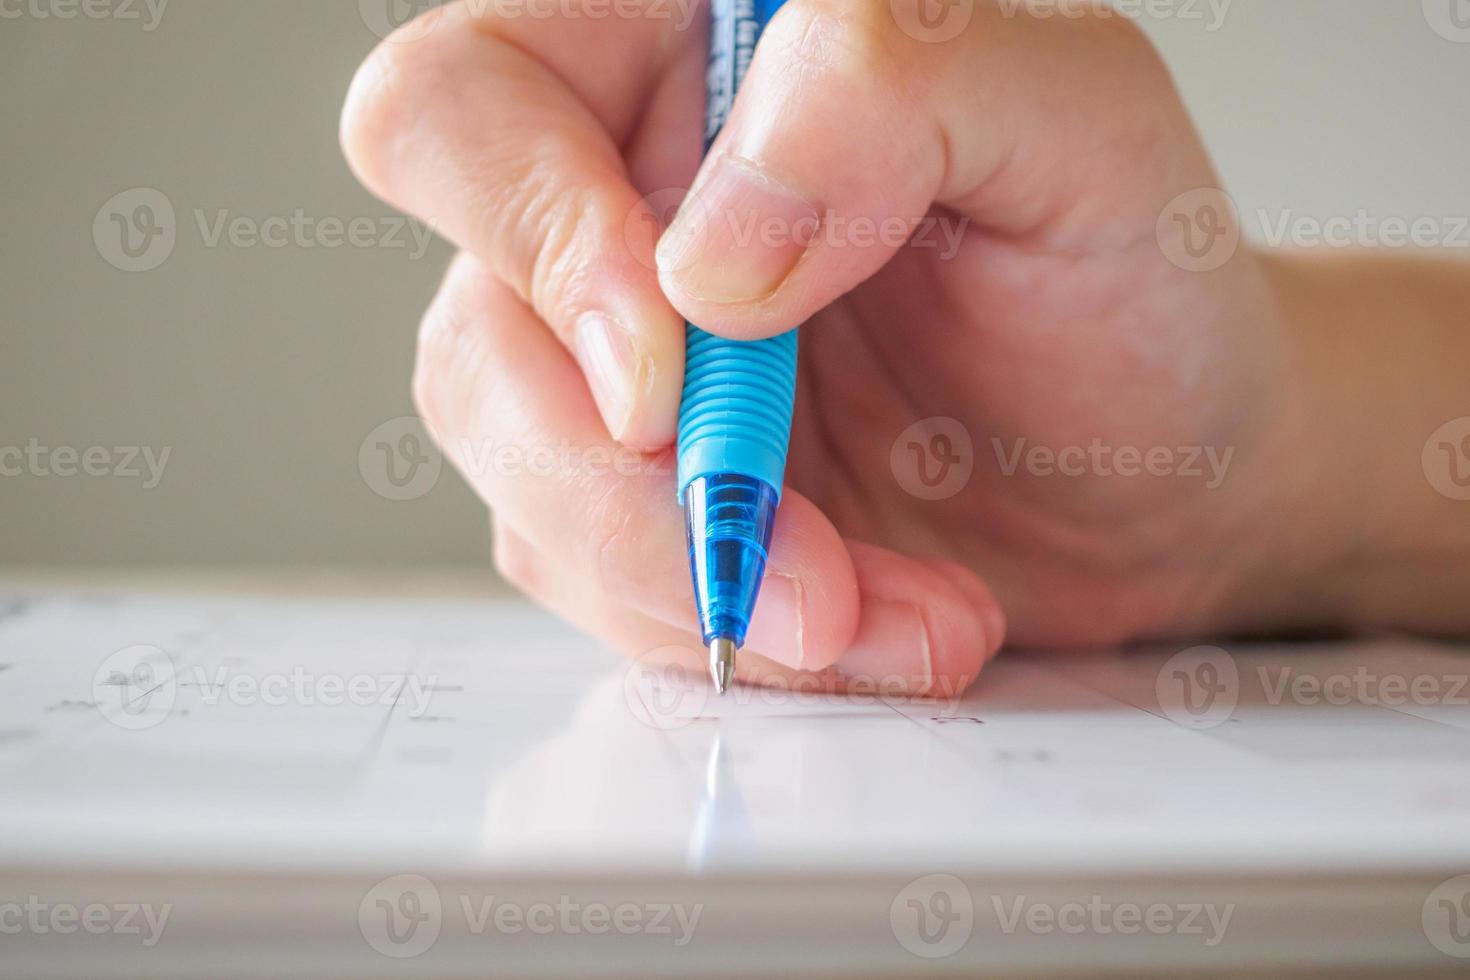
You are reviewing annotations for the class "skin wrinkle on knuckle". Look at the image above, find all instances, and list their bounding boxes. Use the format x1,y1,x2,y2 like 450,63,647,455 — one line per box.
584,478,641,597
528,184,610,336
413,280,497,464
471,143,606,334
773,2,904,93
411,297,463,441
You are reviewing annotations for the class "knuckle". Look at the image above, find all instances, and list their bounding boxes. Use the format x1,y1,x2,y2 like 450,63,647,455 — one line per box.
409,343,443,442
340,2,462,192
528,187,608,336
582,478,639,592
412,259,486,442
340,33,432,195
472,152,609,337
769,0,913,91
411,302,454,436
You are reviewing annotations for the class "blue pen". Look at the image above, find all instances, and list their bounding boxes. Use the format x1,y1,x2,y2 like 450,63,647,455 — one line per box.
678,0,795,695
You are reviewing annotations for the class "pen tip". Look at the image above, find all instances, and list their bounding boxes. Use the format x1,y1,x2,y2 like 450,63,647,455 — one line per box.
709,638,737,696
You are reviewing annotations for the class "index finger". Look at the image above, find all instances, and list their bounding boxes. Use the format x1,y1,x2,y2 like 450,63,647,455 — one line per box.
341,0,707,448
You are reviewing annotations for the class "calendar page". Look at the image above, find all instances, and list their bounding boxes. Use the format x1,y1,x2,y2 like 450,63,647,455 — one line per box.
2,588,1469,976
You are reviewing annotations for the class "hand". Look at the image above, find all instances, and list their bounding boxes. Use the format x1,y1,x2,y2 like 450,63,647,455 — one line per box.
340,0,1343,694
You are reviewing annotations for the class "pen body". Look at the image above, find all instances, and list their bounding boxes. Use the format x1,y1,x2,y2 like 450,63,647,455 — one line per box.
678,0,795,651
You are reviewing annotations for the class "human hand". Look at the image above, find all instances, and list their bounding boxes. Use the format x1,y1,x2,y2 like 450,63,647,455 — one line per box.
340,0,1326,695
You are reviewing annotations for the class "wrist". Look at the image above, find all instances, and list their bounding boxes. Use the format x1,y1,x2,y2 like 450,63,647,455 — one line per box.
1233,251,1470,636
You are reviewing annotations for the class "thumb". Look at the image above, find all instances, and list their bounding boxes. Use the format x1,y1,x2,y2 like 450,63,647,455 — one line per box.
655,0,1195,340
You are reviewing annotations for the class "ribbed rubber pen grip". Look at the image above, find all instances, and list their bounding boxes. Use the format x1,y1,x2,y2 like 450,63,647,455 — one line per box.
677,324,798,501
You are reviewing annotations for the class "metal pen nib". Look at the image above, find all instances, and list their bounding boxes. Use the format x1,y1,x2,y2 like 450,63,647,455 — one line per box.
709,638,737,696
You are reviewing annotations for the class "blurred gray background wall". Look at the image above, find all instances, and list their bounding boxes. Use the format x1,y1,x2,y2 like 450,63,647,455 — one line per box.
3,0,1469,567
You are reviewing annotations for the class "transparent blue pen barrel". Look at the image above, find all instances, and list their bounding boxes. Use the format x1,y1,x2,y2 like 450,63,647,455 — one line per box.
684,474,780,647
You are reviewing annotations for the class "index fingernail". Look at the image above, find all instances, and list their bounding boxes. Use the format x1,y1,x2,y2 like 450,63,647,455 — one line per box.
573,312,650,441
